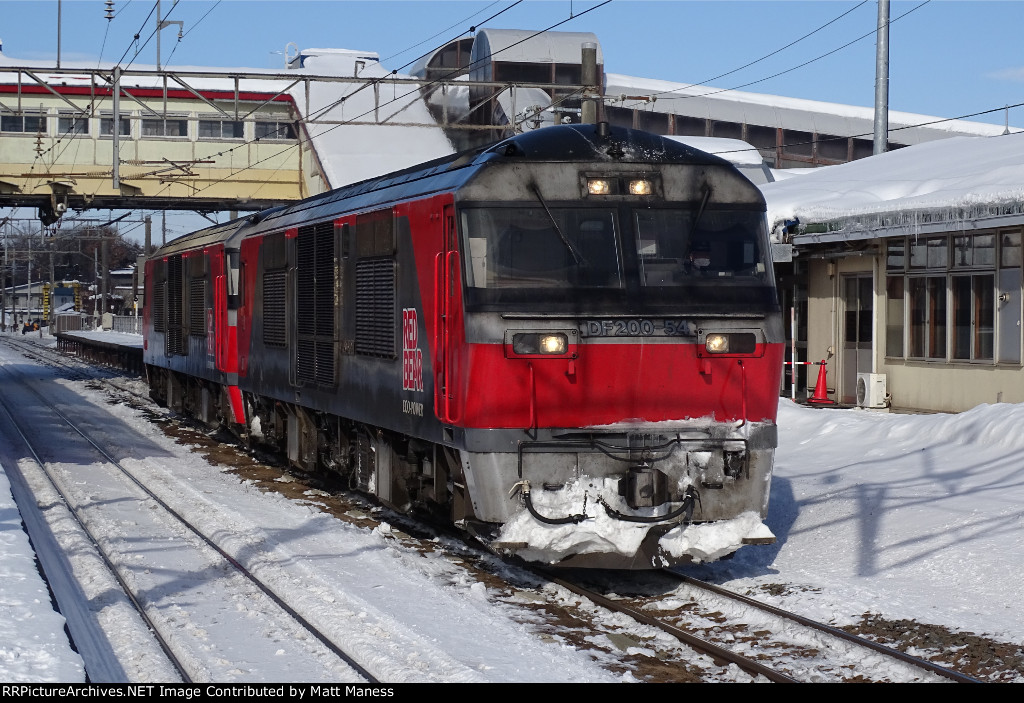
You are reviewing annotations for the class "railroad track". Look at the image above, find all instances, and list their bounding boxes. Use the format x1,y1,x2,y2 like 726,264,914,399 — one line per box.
0,335,150,402
539,568,983,683
0,352,377,683
9,334,1008,683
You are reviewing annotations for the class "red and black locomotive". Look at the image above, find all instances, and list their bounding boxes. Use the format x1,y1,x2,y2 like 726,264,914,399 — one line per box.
143,123,784,569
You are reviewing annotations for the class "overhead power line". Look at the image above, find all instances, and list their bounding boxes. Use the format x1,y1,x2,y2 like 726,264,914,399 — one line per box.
623,1,929,110
176,1,613,200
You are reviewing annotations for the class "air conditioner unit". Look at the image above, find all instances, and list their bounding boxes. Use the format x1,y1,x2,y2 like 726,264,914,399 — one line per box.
856,373,887,408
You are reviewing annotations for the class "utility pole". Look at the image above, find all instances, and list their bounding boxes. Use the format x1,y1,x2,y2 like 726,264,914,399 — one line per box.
56,0,62,69
113,66,121,189
156,1,184,72
2,233,7,332
873,0,890,155
581,42,599,125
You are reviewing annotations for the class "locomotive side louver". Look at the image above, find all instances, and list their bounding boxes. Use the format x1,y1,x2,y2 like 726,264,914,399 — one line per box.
262,270,287,348
355,258,397,359
152,283,166,333
295,222,337,386
165,254,185,356
189,278,206,338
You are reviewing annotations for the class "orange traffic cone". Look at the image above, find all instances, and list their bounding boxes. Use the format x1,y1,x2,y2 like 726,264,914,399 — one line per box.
807,360,834,405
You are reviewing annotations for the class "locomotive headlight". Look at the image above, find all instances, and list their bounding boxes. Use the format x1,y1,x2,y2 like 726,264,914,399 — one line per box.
705,333,729,354
540,334,567,354
628,178,653,196
703,332,758,355
587,178,612,195
512,332,569,355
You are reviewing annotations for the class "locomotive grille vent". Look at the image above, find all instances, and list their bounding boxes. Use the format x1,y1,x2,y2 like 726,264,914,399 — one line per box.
152,283,166,333
295,222,336,386
262,269,287,348
355,258,396,359
189,278,207,337
166,255,185,356
295,339,336,387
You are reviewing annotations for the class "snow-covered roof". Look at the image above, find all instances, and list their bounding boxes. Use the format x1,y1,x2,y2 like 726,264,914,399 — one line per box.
761,131,1024,241
664,136,773,184
292,54,454,188
605,73,1013,147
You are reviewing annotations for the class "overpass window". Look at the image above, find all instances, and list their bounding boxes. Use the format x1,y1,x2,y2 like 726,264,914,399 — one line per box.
711,120,742,140
816,133,848,161
57,112,89,136
782,129,814,158
1,111,46,134
493,62,551,84
199,118,244,139
100,114,132,138
142,116,188,138
255,119,297,140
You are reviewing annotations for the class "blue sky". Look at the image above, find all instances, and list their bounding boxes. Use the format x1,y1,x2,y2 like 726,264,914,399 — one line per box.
2,0,1023,128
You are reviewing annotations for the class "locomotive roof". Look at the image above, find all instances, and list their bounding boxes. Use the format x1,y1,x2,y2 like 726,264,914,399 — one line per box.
150,124,745,254
247,124,735,229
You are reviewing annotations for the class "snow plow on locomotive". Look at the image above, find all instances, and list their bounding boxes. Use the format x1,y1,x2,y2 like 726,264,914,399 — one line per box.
143,123,784,569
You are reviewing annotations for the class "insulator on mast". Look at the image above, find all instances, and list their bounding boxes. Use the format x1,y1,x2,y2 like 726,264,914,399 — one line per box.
104,1,115,21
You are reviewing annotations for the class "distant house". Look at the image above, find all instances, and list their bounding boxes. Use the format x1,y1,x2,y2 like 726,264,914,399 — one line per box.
763,132,1024,413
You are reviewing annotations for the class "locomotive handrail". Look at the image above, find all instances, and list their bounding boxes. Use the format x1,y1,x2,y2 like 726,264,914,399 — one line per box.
445,251,461,425
214,274,226,371
433,250,461,426
528,362,536,432
433,253,446,424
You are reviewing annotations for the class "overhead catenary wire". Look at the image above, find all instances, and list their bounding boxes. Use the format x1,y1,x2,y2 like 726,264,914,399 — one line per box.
636,1,872,104
90,0,529,205
161,1,613,202
163,1,222,68
618,0,931,112
377,0,506,67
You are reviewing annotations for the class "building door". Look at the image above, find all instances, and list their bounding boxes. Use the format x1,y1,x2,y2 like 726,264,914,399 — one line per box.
842,275,873,403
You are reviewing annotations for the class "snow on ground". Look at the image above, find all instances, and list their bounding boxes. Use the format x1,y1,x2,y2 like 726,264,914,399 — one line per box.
690,400,1024,644
0,334,1022,681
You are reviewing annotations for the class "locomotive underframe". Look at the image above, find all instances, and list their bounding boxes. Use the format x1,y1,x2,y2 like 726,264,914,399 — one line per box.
242,389,472,523
148,365,233,429
459,422,776,525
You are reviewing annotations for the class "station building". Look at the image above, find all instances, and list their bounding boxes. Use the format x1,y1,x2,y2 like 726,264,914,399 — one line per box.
763,132,1024,413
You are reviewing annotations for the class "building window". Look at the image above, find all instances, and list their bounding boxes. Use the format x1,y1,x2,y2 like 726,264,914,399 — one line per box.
254,118,297,140
816,133,848,161
57,112,89,136
909,276,946,359
198,118,244,139
1,111,46,133
1001,231,1021,268
782,129,814,157
953,234,995,268
711,120,742,140
636,110,669,134
889,233,1004,363
952,274,994,360
142,116,188,138
909,236,947,269
885,276,904,357
100,114,132,137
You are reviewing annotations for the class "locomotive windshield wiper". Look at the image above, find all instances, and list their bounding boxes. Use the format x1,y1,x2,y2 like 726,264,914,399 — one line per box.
530,183,587,266
691,184,712,232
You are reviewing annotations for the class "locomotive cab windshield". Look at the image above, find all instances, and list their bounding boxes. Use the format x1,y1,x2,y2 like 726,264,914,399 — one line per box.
459,202,775,313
